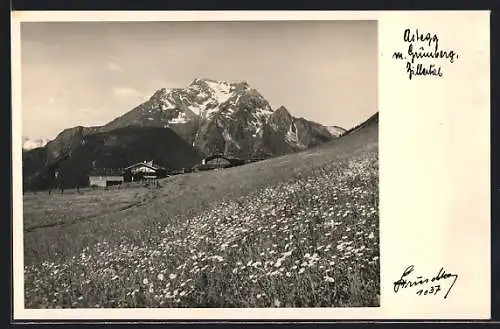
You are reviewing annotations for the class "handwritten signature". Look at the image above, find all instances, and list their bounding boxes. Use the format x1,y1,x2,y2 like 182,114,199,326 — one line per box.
393,265,458,299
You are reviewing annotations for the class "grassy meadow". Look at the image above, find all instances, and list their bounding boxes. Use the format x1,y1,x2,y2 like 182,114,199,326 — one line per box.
23,122,379,308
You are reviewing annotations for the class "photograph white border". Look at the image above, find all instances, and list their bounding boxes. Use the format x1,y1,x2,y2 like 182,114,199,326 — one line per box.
11,10,491,320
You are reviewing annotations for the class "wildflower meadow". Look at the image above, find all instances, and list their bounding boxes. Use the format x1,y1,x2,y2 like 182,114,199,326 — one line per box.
24,149,379,308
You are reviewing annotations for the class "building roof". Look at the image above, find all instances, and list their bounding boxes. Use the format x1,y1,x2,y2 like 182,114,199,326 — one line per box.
203,154,244,165
124,161,164,171
89,168,124,176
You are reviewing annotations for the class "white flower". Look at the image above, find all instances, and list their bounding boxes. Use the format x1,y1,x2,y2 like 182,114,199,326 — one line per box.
212,255,224,262
324,275,335,283
169,273,177,280
298,268,305,274
143,278,149,285
157,273,164,281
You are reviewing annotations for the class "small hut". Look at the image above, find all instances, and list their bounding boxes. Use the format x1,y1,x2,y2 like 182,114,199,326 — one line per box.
88,168,124,188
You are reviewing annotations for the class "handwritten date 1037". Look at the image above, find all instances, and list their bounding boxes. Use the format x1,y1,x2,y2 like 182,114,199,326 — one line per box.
416,285,441,296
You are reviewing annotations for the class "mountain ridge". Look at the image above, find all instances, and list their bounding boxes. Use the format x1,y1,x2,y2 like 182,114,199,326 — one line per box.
45,78,342,161
23,78,346,190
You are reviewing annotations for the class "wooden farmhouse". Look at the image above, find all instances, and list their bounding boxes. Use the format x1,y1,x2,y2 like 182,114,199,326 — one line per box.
123,160,167,182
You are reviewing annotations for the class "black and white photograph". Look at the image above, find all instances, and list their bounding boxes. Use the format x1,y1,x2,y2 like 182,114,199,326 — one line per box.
20,20,379,309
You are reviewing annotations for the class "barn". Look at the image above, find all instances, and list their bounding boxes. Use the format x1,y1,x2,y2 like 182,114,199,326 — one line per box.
88,169,124,188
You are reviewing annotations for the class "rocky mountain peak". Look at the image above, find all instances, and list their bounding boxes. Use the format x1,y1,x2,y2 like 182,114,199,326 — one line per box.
267,105,294,136
152,87,168,96
273,106,291,118
230,81,250,92
190,78,252,95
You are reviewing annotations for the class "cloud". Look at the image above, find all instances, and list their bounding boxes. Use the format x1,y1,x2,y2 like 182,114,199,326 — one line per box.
112,86,144,99
107,62,124,71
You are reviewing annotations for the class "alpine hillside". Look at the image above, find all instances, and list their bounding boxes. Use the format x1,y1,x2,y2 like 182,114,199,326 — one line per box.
22,78,343,190
23,126,203,191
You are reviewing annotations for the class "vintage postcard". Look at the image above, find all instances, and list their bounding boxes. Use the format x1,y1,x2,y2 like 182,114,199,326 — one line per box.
11,11,490,320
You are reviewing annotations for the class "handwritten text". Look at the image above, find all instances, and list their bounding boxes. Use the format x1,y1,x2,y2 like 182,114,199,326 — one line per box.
392,29,459,80
393,265,459,299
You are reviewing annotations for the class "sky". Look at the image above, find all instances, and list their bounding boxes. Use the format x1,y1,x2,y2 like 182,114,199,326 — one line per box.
21,20,377,140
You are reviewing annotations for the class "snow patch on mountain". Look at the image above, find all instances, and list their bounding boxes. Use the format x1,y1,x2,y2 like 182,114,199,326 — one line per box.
170,111,188,124
222,129,241,150
204,80,232,104
285,123,299,144
252,126,263,138
256,107,273,118
187,99,210,117
206,105,221,118
234,94,241,105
